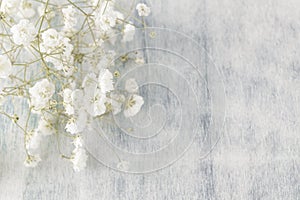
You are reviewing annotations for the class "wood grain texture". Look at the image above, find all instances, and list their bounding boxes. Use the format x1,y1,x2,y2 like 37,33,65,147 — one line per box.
1,0,300,199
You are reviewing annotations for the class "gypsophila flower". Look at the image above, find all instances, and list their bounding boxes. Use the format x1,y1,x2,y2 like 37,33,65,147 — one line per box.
93,2,124,32
0,0,19,14
72,135,83,148
107,93,125,115
0,0,149,171
0,55,12,79
136,3,151,17
10,19,36,46
125,78,139,93
98,69,114,93
84,88,107,117
122,23,135,42
62,5,77,33
29,79,55,111
18,0,36,19
65,110,87,134
70,147,88,172
37,115,56,136
124,94,144,118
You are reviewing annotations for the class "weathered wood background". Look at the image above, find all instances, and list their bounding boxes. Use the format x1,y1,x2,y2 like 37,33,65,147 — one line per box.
1,0,300,199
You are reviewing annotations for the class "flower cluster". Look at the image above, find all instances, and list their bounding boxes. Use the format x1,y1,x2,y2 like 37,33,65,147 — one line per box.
0,0,151,171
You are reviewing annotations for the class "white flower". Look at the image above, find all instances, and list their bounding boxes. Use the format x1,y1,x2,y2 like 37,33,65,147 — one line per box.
37,115,56,136
18,0,36,19
65,110,87,134
41,29,61,50
98,69,114,93
72,135,83,148
0,55,12,79
71,89,84,108
25,130,41,150
136,3,151,17
62,88,75,115
40,29,75,74
29,79,55,111
84,89,107,117
107,93,125,115
124,94,144,117
125,78,139,93
82,73,97,92
62,5,77,30
0,0,19,14
10,19,36,46
24,154,41,168
93,3,124,32
70,147,88,172
122,23,135,42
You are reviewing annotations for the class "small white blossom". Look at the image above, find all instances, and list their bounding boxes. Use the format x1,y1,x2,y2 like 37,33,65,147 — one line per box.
62,5,77,33
125,78,139,93
84,89,107,117
41,29,75,74
37,115,56,136
10,19,36,46
82,73,97,92
24,154,41,168
98,69,114,93
107,93,125,115
29,79,55,111
122,23,135,42
72,135,83,148
0,0,19,14
18,0,36,19
94,2,124,32
65,110,87,134
136,3,151,17
124,94,144,117
70,147,88,172
0,55,13,79
41,29,61,51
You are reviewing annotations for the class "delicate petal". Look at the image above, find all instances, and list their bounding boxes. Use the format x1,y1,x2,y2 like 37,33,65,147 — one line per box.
10,19,36,46
70,147,88,172
29,79,55,111
136,3,151,17
98,69,114,93
125,78,139,93
124,94,144,117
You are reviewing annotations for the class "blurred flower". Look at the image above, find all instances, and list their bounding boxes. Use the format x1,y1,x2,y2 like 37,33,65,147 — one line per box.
125,78,139,93
10,19,36,46
70,147,88,172
136,3,151,17
29,79,55,111
124,94,144,117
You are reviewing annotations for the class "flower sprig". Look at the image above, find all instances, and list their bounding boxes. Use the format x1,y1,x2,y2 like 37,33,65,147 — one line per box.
0,0,151,171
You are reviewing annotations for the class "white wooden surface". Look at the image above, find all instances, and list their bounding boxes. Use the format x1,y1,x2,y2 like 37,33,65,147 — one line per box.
1,0,300,199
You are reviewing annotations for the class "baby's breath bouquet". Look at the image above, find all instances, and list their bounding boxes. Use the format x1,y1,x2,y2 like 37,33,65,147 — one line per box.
0,0,151,171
